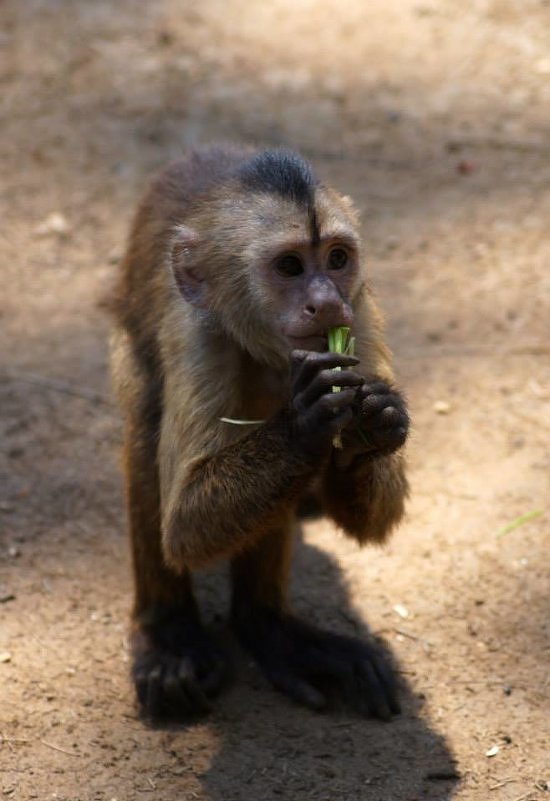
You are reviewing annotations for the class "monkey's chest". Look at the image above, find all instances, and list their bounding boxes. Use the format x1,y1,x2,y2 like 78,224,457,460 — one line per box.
239,365,288,421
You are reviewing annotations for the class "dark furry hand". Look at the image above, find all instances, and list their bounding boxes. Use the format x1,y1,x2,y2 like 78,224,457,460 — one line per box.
288,350,363,460
339,380,409,463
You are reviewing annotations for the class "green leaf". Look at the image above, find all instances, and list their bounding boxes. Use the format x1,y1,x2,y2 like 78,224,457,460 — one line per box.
328,327,352,449
328,326,351,354
496,508,544,537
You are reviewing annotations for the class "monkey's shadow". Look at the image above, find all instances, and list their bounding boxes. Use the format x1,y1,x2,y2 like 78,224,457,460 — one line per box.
188,531,460,801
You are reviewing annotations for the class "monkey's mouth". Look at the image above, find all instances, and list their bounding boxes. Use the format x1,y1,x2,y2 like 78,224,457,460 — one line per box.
287,334,328,352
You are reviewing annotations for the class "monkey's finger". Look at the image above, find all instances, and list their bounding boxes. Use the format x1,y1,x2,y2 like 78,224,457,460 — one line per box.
298,387,356,419
325,407,354,436
355,645,401,717
162,669,206,715
289,349,314,385
300,369,363,405
289,349,311,369
368,407,408,431
134,676,151,714
290,349,359,368
141,664,164,718
357,381,393,398
360,394,406,419
269,667,327,710
356,660,393,721
295,351,360,380
363,413,408,451
291,351,359,392
302,405,353,443
177,660,212,713
368,650,401,716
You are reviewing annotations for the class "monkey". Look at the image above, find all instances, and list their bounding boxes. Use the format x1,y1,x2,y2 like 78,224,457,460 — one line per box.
109,145,409,721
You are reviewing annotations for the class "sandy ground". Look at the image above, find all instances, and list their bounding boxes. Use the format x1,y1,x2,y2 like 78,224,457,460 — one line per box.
1,1,549,799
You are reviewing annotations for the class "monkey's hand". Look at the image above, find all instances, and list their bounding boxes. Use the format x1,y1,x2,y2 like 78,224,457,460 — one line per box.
289,350,364,461
338,381,409,465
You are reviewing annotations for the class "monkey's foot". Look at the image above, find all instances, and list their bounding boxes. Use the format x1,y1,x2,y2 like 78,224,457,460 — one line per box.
234,610,400,720
131,615,229,719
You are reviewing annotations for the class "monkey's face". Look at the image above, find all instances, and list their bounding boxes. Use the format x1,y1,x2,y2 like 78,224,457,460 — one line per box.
250,187,364,355
171,185,365,366
260,238,356,352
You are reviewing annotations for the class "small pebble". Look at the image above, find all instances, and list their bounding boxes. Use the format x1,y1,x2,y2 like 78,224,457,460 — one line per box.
433,400,452,415
393,603,409,619
34,212,71,237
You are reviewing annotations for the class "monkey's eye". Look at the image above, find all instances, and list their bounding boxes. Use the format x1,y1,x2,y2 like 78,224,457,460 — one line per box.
327,248,348,270
274,255,304,278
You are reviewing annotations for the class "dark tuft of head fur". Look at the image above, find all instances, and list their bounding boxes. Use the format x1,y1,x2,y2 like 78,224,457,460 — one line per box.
238,149,317,206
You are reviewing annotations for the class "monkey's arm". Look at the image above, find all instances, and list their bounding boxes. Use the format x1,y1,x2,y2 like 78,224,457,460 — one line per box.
322,451,408,544
321,380,409,544
162,418,314,571
160,350,360,571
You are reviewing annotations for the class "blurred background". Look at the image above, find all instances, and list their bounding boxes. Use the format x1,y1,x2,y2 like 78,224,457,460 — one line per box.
1,2,549,800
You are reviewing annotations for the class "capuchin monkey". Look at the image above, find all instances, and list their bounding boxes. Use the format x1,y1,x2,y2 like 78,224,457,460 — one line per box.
110,145,409,720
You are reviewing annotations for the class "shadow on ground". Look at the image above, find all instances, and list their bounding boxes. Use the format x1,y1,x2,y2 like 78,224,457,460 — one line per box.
149,534,459,801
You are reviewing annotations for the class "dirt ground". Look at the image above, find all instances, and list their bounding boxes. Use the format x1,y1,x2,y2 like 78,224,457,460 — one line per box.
1,1,549,799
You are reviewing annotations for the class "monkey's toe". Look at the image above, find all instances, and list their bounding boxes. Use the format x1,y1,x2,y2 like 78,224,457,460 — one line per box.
131,627,229,720
234,611,400,720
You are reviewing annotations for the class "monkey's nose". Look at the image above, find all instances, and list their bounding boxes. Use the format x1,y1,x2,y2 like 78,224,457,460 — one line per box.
303,299,352,329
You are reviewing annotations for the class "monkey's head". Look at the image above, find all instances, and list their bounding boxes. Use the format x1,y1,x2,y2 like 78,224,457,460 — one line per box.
170,150,366,368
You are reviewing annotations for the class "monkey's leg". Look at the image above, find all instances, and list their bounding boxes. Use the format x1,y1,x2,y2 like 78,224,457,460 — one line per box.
230,521,400,719
124,421,228,719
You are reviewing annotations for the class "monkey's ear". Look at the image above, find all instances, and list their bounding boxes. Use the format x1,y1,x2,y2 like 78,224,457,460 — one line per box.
170,226,206,307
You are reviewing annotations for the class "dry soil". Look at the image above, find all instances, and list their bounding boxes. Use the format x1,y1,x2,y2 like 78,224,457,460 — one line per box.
1,1,549,800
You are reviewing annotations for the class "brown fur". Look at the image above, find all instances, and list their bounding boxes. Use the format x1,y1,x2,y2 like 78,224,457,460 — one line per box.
109,145,408,714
